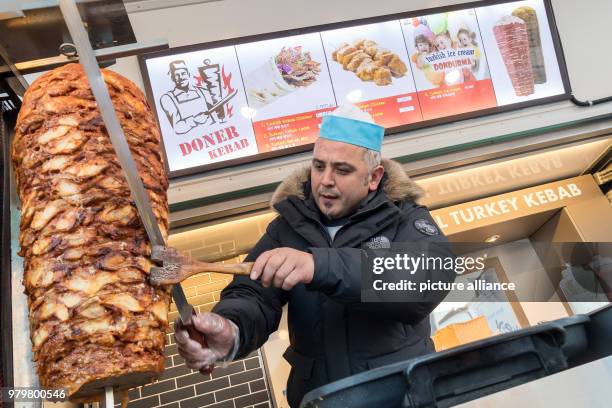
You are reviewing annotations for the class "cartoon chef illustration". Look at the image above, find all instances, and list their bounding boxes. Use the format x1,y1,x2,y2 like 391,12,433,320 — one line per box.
159,60,218,135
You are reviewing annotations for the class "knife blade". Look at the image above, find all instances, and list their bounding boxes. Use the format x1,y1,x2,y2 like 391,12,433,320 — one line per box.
172,285,208,348
204,89,237,115
173,285,194,325
58,0,197,328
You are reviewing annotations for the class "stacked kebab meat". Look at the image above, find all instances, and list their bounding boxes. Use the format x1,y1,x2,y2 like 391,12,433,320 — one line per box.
12,63,171,400
493,15,534,96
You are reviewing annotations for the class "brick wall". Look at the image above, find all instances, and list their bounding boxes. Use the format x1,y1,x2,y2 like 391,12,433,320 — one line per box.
115,259,273,408
168,213,276,263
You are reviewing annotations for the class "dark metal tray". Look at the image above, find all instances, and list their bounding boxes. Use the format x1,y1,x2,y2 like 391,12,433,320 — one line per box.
301,304,612,408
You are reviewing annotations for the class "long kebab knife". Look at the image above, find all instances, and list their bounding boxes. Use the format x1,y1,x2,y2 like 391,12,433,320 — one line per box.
57,0,206,351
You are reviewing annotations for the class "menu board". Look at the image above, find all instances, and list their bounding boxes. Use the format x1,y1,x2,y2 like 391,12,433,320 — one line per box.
320,21,421,127
236,33,336,153
400,10,497,120
145,46,258,173
139,0,568,177
475,0,566,106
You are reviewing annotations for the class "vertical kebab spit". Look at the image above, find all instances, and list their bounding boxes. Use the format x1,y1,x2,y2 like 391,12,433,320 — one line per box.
512,6,546,84
12,63,171,401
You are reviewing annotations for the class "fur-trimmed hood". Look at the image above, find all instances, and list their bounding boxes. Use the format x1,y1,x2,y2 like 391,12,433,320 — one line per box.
270,159,423,208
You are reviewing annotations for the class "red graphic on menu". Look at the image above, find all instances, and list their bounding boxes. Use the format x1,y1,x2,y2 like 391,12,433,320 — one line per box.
418,79,497,120
253,107,336,153
403,12,498,120
222,66,236,94
356,92,422,128
252,91,423,151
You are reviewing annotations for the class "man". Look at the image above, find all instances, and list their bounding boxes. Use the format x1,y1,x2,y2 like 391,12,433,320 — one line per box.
159,60,217,134
173,105,455,407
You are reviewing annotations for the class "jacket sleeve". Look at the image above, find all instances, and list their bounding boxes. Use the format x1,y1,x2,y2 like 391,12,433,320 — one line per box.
305,205,456,325
213,218,289,359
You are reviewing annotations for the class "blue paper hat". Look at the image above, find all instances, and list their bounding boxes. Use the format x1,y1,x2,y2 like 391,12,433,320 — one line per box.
319,105,385,152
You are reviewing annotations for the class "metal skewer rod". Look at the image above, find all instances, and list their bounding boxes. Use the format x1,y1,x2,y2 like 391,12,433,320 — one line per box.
58,0,195,327
55,1,163,406
100,386,114,408
57,0,165,247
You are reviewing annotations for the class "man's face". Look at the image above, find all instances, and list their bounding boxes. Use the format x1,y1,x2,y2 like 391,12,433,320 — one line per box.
172,69,190,89
311,138,384,219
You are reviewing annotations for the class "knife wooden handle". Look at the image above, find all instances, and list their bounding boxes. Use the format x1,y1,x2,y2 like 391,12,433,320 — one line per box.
191,260,253,275
150,245,254,285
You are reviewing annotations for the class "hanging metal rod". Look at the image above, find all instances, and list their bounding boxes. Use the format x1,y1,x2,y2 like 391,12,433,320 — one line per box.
0,38,169,78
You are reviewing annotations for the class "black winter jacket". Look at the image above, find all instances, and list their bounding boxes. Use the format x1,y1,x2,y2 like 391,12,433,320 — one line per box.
213,159,454,407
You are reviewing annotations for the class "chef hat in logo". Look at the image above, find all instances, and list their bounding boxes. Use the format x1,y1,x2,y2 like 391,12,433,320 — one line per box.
168,60,189,75
319,104,385,152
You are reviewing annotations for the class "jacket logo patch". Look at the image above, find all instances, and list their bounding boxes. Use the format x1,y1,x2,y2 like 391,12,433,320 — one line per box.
365,236,391,249
414,219,439,236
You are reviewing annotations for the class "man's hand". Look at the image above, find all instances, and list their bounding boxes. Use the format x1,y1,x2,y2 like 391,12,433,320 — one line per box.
175,312,237,374
250,248,314,290
193,112,211,125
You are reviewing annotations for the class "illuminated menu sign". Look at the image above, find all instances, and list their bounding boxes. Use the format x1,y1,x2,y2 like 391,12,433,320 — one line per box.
139,0,569,177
